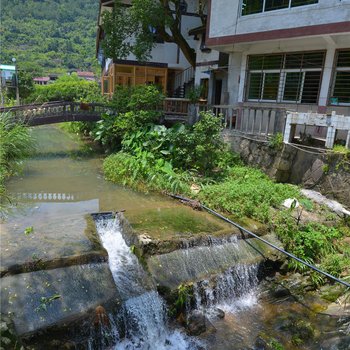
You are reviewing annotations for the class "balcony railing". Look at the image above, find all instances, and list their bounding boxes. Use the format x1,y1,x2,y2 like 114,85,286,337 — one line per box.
200,104,286,137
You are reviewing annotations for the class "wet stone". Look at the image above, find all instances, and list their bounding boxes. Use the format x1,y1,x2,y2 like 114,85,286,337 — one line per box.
187,311,207,336
0,211,107,275
210,308,225,319
0,263,120,337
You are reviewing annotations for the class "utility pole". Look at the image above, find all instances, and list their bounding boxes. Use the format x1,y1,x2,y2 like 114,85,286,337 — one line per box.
12,57,20,105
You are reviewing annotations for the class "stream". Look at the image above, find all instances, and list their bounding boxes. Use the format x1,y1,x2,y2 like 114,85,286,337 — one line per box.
1,125,349,350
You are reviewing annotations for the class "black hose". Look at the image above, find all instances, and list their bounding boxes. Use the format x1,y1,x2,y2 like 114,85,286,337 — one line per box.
169,193,350,288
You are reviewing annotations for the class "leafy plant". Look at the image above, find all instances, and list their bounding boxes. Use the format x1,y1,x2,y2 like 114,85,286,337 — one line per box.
35,294,61,312
268,132,284,150
24,226,34,236
174,284,193,313
186,85,203,104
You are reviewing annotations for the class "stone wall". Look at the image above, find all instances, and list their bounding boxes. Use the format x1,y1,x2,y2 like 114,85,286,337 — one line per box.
223,131,350,208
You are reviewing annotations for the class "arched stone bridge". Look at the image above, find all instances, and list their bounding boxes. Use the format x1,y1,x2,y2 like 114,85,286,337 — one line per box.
0,101,113,126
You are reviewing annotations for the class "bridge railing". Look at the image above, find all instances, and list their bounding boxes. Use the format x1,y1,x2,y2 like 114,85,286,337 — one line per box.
0,101,112,126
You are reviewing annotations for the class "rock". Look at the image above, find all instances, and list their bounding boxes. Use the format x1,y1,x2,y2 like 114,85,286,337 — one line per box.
301,189,350,217
255,336,268,349
302,158,325,186
320,336,350,350
186,311,207,336
271,284,291,299
190,184,201,194
93,305,110,328
277,159,291,171
0,263,120,338
209,308,225,319
139,234,153,245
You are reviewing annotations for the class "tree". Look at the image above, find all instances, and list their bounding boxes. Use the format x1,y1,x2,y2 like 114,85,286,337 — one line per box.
101,0,207,68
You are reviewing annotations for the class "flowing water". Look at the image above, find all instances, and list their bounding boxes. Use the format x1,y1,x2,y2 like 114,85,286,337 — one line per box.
1,125,348,350
94,217,202,350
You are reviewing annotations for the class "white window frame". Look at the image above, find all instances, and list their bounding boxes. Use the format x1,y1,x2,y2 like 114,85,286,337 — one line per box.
241,0,318,16
247,65,323,104
330,52,350,106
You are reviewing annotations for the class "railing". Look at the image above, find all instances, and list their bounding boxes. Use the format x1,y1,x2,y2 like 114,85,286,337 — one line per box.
173,66,195,93
200,104,286,137
284,111,350,149
0,101,112,126
164,98,190,116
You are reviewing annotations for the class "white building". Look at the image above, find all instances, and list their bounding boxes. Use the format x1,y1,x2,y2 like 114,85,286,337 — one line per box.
195,0,350,115
96,0,202,97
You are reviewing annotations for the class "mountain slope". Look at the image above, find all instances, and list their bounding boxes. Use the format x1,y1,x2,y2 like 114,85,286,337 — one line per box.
0,0,98,74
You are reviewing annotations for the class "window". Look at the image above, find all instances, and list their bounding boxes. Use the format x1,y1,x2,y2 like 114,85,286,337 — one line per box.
246,51,325,104
330,50,350,105
242,0,318,15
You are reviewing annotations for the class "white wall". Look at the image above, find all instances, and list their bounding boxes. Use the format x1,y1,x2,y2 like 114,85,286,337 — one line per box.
209,0,350,39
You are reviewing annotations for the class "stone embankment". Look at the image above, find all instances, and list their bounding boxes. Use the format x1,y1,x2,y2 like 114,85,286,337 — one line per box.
223,132,350,208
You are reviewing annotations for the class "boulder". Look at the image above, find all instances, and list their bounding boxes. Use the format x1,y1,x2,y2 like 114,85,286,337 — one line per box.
186,311,207,336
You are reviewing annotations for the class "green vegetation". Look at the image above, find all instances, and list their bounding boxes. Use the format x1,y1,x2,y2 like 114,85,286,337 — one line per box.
332,144,350,155
28,74,103,104
35,294,61,312
198,167,299,223
0,0,98,73
103,109,237,193
268,132,284,150
275,210,350,285
0,113,34,214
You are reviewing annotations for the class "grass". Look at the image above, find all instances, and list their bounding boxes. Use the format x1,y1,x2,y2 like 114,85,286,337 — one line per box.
197,166,300,223
0,113,34,216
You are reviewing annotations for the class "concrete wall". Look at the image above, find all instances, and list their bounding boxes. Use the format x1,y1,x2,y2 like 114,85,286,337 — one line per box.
209,0,350,38
223,131,350,207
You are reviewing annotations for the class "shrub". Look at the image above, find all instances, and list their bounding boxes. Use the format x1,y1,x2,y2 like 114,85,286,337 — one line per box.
268,132,283,150
103,152,190,194
91,85,164,152
171,111,234,175
109,85,164,113
28,73,103,103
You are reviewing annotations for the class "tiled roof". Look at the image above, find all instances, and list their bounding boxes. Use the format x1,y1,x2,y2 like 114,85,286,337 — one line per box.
77,71,95,77
33,77,50,82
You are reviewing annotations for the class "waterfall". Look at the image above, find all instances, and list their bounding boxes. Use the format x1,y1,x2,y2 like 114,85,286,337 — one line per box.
193,264,259,315
94,218,202,350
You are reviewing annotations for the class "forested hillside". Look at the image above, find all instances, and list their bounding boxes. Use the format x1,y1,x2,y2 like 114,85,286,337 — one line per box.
0,0,98,74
